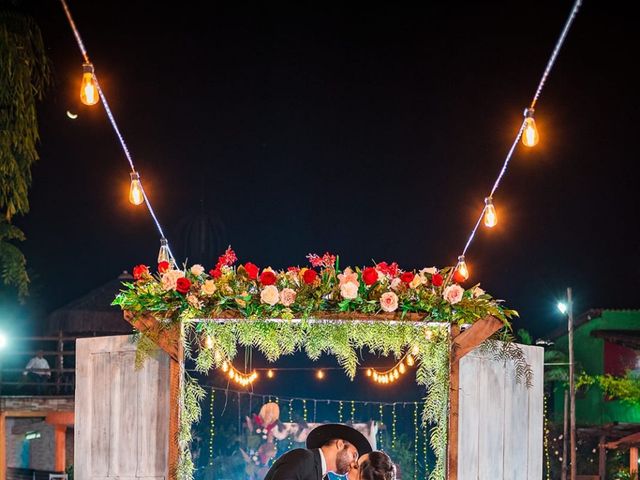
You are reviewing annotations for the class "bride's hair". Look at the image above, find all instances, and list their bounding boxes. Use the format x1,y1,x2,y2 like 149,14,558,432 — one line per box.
359,451,396,480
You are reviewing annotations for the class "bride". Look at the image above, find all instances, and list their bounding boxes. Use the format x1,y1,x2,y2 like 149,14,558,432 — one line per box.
347,451,395,480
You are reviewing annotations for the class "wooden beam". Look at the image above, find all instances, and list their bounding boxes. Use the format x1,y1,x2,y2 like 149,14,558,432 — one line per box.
123,311,181,362
630,447,638,476
451,315,504,364
167,325,184,480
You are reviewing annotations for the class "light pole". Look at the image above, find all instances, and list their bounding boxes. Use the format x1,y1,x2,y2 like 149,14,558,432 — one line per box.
558,288,576,480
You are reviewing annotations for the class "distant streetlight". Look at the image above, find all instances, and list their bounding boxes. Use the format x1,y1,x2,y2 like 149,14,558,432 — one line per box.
557,302,568,314
558,288,576,480
0,332,7,349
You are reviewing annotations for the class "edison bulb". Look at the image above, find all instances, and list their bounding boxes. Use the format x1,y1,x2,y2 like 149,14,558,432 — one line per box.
267,369,274,378
522,108,539,147
158,238,171,264
484,197,497,228
316,370,325,380
366,368,372,377
399,362,406,374
406,354,415,366
456,255,469,281
129,172,144,205
80,63,99,106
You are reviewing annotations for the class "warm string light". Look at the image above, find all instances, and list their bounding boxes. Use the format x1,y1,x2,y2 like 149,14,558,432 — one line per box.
287,399,293,450
157,238,171,264
378,404,384,450
455,255,469,282
350,400,356,424
544,395,551,480
80,62,99,106
422,420,428,479
267,369,274,379
302,399,308,422
391,403,397,450
452,0,582,282
368,347,419,385
338,400,344,423
221,361,258,387
316,369,325,380
129,172,144,205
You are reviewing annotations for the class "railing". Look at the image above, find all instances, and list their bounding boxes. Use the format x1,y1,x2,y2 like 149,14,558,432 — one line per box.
0,333,76,397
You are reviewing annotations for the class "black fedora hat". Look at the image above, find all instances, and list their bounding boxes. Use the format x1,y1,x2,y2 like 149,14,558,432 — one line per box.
306,424,372,457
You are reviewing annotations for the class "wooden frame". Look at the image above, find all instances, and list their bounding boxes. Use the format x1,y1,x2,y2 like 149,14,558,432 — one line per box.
123,311,503,480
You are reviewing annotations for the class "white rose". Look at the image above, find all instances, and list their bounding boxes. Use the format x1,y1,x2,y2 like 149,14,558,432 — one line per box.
472,286,486,298
201,279,217,296
260,285,279,306
279,288,297,307
443,284,465,305
409,274,424,289
161,270,184,291
421,267,438,275
380,291,399,312
190,264,205,276
340,282,359,300
390,278,402,291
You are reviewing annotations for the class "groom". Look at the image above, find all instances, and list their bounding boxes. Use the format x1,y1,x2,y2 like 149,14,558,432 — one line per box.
264,423,372,480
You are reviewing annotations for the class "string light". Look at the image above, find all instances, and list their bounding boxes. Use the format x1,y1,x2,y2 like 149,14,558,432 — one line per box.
522,108,539,147
413,402,418,480
209,387,214,467
316,369,325,380
267,369,274,379
302,399,308,422
221,361,258,387
367,349,417,385
544,395,551,480
287,399,293,450
422,420,428,479
338,400,343,423
204,335,214,350
80,62,99,105
391,403,397,450
452,0,582,281
378,404,384,450
483,197,497,228
351,400,356,424
129,172,144,205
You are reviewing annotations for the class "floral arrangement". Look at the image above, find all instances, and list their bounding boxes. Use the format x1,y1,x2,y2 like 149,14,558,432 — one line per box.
114,247,516,326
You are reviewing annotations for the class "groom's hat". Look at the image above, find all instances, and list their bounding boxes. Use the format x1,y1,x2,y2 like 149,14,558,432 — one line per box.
306,423,372,457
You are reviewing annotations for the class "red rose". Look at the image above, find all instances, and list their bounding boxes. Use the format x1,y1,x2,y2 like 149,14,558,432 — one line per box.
303,269,317,285
431,273,443,287
133,264,149,280
362,267,378,286
176,277,191,294
260,270,277,285
158,261,170,274
244,262,259,280
209,268,222,279
401,272,415,284
453,270,467,284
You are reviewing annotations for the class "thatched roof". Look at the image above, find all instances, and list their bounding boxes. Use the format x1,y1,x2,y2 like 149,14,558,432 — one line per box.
46,272,135,335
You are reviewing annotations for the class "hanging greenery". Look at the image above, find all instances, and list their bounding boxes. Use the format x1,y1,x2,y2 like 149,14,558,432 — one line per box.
113,248,519,480
577,372,640,405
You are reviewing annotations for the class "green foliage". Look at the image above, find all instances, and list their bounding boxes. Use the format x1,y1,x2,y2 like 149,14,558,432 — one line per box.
0,7,51,298
517,328,533,345
577,371,640,405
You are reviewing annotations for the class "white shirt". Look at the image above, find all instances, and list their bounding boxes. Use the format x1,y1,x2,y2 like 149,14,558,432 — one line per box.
24,357,51,376
318,448,327,477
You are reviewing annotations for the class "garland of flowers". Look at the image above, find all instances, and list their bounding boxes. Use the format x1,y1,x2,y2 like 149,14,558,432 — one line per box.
113,248,517,480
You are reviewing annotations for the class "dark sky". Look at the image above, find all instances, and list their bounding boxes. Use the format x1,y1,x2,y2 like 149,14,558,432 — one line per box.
4,0,639,339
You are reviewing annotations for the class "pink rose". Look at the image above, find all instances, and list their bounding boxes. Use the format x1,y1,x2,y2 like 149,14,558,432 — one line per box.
390,278,402,291
161,270,184,291
380,292,399,312
338,267,359,287
443,284,464,304
340,282,359,300
190,264,205,276
279,288,297,307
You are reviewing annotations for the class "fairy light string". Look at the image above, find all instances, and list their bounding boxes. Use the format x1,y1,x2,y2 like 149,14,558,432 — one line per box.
209,387,215,467
413,402,419,480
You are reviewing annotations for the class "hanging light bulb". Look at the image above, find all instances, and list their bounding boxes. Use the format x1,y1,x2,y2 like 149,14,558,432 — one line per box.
80,63,99,106
316,369,325,380
158,238,171,264
522,108,539,147
373,372,379,382
455,255,469,281
366,368,372,377
129,172,144,205
221,361,229,372
399,362,406,374
267,369,274,379
484,197,497,228
406,354,415,367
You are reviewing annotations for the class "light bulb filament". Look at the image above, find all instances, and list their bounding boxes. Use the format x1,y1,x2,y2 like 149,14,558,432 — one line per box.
129,172,144,205
522,108,539,147
80,63,99,106
484,197,497,228
456,255,469,280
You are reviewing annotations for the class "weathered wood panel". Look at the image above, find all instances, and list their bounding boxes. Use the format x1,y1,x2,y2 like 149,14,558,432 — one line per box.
75,335,169,479
458,342,543,480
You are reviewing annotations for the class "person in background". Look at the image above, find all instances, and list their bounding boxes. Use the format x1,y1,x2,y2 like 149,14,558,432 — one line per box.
23,350,51,394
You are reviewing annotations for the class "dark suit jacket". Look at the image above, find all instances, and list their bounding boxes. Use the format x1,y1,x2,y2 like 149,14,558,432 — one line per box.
263,448,323,480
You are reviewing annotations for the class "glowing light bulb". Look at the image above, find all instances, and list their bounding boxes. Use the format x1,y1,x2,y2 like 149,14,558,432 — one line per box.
80,63,99,106
393,369,399,379
205,336,214,350
425,329,434,341
228,370,235,379
406,354,415,367
213,350,222,363
455,255,469,281
267,369,274,378
373,372,379,382
316,370,325,380
399,363,406,374
484,197,497,228
221,362,229,372
129,172,144,205
366,368,372,377
158,238,171,264
522,108,539,147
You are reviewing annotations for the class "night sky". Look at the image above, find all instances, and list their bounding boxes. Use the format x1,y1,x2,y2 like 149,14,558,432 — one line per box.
3,0,639,340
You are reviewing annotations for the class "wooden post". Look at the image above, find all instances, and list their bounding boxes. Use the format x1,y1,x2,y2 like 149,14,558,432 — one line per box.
53,425,66,472
630,447,638,476
562,390,568,480
447,325,461,480
598,434,606,480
